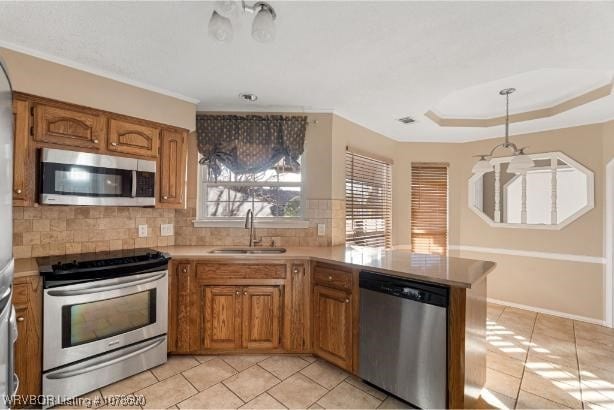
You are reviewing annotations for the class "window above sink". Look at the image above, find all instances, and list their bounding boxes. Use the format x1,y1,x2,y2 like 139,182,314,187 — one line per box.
195,155,309,228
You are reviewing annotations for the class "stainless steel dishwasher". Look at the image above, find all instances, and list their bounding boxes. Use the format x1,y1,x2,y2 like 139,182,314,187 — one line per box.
359,271,448,409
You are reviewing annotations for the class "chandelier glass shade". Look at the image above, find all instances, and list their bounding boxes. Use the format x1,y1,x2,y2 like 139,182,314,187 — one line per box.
208,1,276,43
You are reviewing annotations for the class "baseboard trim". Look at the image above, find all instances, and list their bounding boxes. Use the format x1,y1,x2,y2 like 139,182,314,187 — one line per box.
487,297,608,327
450,245,605,264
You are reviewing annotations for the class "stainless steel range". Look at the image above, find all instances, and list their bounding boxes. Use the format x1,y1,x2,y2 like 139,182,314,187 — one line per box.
38,249,170,406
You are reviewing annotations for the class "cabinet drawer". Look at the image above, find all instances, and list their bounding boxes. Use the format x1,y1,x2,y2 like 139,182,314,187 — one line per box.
33,103,106,149
108,118,159,158
13,283,29,307
313,265,352,290
196,263,286,280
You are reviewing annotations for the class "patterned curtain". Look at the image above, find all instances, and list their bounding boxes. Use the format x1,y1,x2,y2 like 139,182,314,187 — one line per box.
196,114,307,179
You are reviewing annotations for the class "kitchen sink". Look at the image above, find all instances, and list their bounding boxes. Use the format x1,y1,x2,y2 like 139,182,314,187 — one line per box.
209,247,287,254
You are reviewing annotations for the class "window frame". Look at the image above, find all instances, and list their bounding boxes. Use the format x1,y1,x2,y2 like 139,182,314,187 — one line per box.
194,155,309,228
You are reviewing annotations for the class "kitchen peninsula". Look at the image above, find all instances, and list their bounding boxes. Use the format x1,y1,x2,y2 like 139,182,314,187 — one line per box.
14,245,494,409
161,245,494,409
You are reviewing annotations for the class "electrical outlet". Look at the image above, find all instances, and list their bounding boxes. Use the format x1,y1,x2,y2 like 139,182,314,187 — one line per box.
160,224,174,237
138,224,148,238
317,223,326,236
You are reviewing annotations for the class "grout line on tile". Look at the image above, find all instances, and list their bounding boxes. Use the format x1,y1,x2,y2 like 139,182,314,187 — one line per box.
513,306,536,408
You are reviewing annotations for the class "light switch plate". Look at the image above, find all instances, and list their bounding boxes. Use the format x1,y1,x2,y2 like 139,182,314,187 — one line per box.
160,224,174,237
317,223,326,236
138,224,148,238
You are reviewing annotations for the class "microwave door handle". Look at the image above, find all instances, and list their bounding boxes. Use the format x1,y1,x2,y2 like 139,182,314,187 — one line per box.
47,271,166,297
131,170,137,197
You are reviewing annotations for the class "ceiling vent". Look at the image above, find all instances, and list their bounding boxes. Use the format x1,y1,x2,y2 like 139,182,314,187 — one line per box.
397,116,416,124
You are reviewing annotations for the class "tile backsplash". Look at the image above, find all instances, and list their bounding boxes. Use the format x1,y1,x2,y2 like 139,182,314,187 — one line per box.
12,206,175,258
13,199,346,258
174,199,345,247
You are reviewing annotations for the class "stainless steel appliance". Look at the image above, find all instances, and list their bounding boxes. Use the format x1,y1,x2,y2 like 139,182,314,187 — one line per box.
359,271,448,409
0,56,18,409
38,249,170,406
39,148,156,206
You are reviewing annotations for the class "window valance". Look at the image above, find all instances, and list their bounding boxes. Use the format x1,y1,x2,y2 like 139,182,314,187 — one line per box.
196,114,307,178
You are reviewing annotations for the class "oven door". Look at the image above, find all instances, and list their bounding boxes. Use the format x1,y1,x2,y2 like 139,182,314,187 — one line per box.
43,270,167,371
39,148,155,206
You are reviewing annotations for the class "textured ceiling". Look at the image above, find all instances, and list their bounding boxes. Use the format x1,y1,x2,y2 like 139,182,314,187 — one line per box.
1,1,613,142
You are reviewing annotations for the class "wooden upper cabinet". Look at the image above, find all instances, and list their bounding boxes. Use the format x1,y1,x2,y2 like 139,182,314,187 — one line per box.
242,286,281,349
158,129,187,207
313,285,353,371
108,117,159,157
12,98,32,205
203,286,242,350
32,102,106,149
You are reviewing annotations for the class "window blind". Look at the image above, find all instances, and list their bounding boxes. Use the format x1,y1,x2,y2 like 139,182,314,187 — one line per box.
345,151,392,248
411,164,448,255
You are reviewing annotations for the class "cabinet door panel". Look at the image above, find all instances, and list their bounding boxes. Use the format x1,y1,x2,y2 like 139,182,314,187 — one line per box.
313,285,352,370
12,98,32,204
13,277,42,407
203,286,242,349
33,103,105,149
158,129,186,207
108,118,159,157
242,286,281,349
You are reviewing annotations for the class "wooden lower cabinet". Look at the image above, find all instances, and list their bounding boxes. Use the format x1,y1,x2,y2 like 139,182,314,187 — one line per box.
12,276,42,407
242,286,281,349
312,285,353,371
203,286,242,349
202,285,281,350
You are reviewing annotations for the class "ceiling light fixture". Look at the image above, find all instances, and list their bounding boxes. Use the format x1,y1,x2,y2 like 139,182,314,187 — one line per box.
471,88,534,175
208,1,277,43
239,93,258,102
208,11,233,42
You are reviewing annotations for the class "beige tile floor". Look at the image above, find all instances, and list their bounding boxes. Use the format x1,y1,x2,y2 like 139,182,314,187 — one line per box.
64,303,614,409
480,303,614,410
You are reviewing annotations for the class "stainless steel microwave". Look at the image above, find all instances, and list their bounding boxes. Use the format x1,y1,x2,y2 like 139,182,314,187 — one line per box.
39,148,156,206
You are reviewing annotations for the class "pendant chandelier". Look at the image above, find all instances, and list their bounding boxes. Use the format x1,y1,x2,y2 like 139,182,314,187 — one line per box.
471,88,535,175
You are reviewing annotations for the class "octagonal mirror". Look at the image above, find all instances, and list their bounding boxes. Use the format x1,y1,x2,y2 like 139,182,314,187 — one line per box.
469,152,594,229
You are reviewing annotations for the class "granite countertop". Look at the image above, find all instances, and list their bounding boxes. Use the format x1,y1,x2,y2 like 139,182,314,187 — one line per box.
156,245,496,288
13,245,496,288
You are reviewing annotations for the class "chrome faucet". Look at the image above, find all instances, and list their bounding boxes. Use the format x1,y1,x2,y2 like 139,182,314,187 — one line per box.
244,209,261,247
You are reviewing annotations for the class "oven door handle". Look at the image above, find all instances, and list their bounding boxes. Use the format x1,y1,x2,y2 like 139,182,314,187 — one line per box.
45,336,165,380
46,271,166,297
131,170,137,198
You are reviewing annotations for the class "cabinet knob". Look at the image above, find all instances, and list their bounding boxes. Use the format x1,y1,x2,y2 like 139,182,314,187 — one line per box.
182,268,187,273
93,139,99,144
345,299,350,304
243,291,247,296
163,196,168,200
293,268,299,274
111,142,118,146
16,317,24,322
15,189,21,194
236,290,240,295
328,275,333,281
